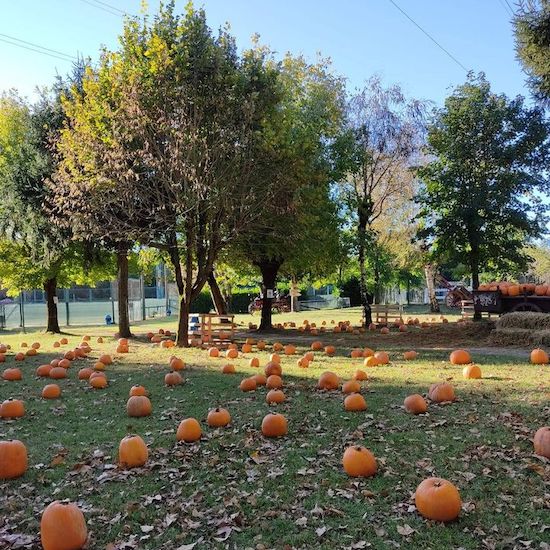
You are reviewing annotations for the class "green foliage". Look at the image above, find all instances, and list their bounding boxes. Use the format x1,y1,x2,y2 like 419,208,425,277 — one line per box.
416,73,550,286
514,0,550,103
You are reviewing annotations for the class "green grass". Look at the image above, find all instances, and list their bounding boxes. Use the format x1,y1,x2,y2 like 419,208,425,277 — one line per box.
0,311,548,549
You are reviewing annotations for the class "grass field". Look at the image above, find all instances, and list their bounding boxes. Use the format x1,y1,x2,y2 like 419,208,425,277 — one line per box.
0,308,549,549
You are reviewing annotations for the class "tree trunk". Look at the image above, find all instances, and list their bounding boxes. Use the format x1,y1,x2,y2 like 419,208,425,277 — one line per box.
44,277,61,333
117,247,132,338
176,296,190,347
424,263,440,313
257,259,281,332
357,218,372,325
470,248,481,320
208,270,228,315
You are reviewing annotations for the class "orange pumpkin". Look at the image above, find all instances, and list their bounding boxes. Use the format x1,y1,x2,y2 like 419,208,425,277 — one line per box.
89,375,108,389
534,427,550,458
249,357,260,368
256,340,266,350
0,398,25,418
58,359,71,369
284,344,296,355
49,367,67,380
272,342,284,352
129,385,147,397
318,371,339,390
253,373,267,386
170,357,185,371
226,348,238,359
99,354,112,365
176,418,202,442
36,364,52,377
403,350,418,360
165,371,183,386
261,413,288,437
353,369,368,381
380,327,390,334
342,445,377,477
364,356,379,367
404,394,427,414
463,364,482,379
207,407,231,427
126,395,152,417
311,341,324,351
429,382,456,403
78,368,93,380
342,380,361,394
3,368,22,381
265,362,282,377
0,439,27,479
14,352,25,361
222,363,236,375
40,501,87,550
530,348,549,364
374,351,389,364
266,374,283,389
42,384,61,399
450,349,471,365
266,389,285,404
119,434,148,468
297,357,310,368
26,348,37,357
239,377,257,392
344,393,367,411
59,337,69,345
269,353,281,364
415,477,461,522
350,348,363,358
324,345,336,356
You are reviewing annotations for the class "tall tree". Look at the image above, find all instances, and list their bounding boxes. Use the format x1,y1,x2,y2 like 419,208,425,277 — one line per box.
416,74,550,319
53,4,280,345
337,77,426,324
514,0,550,104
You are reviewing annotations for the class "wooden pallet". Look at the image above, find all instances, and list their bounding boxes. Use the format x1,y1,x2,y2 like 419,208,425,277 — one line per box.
188,313,235,346
370,304,404,326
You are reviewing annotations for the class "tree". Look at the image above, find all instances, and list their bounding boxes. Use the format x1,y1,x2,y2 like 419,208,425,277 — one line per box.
234,54,345,331
416,74,550,319
53,4,281,345
514,0,550,103
337,77,426,324
0,85,109,332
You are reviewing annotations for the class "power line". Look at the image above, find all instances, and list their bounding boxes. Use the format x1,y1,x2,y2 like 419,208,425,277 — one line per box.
0,35,76,62
497,0,514,17
0,32,77,61
88,0,127,15
504,0,515,15
78,0,124,17
78,0,129,17
387,0,469,73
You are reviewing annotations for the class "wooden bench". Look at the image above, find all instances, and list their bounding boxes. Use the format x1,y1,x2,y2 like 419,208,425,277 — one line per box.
370,304,404,326
188,313,235,346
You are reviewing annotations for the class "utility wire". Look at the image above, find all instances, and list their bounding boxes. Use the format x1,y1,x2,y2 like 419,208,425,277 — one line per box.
78,0,129,17
0,35,76,62
0,32,77,60
497,0,514,17
88,0,127,15
79,0,124,17
504,0,515,15
387,0,469,72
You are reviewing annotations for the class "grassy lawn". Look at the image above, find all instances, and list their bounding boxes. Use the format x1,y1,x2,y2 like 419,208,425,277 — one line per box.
0,309,548,549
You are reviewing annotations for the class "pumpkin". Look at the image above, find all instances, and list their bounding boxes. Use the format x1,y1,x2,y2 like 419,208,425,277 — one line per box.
176,418,202,443
374,351,389,364
78,368,93,380
53,341,60,348
414,477,461,522
118,434,148,468
449,349,471,365
272,342,284,352
42,384,61,399
257,340,266,350
261,413,288,437
58,359,71,369
241,343,253,353
99,354,112,365
129,385,147,397
284,344,296,355
428,382,456,403
126,395,152,417
49,367,67,380
0,354,4,362
342,380,361,394
36,364,52,377
50,359,60,367
25,348,37,357
115,343,129,353
353,369,368,381
324,345,336,356
266,389,285,404
344,393,367,411
97,336,104,343
380,327,390,334
222,364,236,374
226,348,238,359
342,445,377,477
151,335,162,343
40,501,87,550
0,398,25,418
333,326,341,333
265,362,282,377
93,361,105,371
266,374,283,389
404,394,427,414
403,350,418,360
0,439,27,479
463,364,482,379
318,371,339,390
311,341,324,351
20,342,28,348
207,407,231,427
165,371,183,386
170,357,185,371
14,352,25,361
3,368,22,381
350,348,363,359
64,351,75,361
362,347,375,358
89,375,108,389
269,353,281,364
31,342,41,349
530,348,549,364
533,426,550,458
253,373,267,386
398,324,408,332
59,337,69,345
249,357,260,368
239,377,257,392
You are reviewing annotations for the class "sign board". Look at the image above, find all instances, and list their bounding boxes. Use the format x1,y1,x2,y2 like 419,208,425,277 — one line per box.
289,289,301,297
53,297,59,304
472,291,502,313
266,289,274,299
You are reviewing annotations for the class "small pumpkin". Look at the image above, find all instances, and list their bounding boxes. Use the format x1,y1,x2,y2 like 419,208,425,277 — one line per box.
239,377,257,392
49,367,67,380
380,327,390,334
344,393,367,411
463,364,482,379
311,341,324,351
94,361,105,371
414,477,461,522
403,350,418,360
40,501,87,550
266,389,285,404
119,435,148,468
249,357,260,368
256,340,266,350
350,348,363,358
226,348,238,359
14,352,25,361
176,418,202,442
266,374,283,389
530,348,549,364
164,371,183,386
36,364,52,377
265,362,282,377
0,439,27,479
126,395,152,417
129,385,147,397
207,407,231,427
58,359,71,369
272,342,284,352
297,357,310,368
374,351,389,364
364,356,379,367
3,368,22,381
99,354,112,365
404,394,427,414
324,345,336,356
241,343,253,353
78,368,93,380
533,426,550,458
59,337,69,345
253,373,267,386
169,357,185,371
42,384,61,399
342,445,377,477
89,375,108,389
261,412,288,437
64,350,75,361
353,369,368,381
284,344,296,355
342,380,361,394
222,364,236,374
0,398,25,418
428,382,455,403
449,349,471,365
318,371,339,390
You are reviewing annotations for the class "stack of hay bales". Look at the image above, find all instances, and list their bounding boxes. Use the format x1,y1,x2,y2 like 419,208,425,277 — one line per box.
490,312,550,346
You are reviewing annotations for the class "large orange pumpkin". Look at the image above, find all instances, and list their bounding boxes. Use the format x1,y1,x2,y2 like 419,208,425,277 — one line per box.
429,382,456,403
126,396,152,417
176,418,202,442
261,413,288,437
463,364,482,379
265,362,282,377
41,501,87,550
374,351,389,364
342,380,361,394
530,348,549,364
318,371,339,390
344,393,367,411
2,368,22,381
170,357,185,371
450,349,471,365
36,364,52,377
266,374,283,389
0,439,27,479
534,426,550,458
239,377,257,392
0,398,25,418
119,435,148,468
404,394,427,414
42,384,61,399
415,477,461,522
342,445,377,477
165,371,183,386
266,389,286,404
207,407,231,427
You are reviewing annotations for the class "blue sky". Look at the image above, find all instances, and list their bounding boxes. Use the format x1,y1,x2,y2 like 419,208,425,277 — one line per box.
1,0,530,106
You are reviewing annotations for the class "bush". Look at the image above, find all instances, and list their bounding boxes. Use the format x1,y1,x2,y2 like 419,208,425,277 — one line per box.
339,277,362,307
189,290,254,314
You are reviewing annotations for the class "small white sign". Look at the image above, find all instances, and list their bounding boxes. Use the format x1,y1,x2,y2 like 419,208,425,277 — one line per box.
53,297,59,304
289,289,301,297
266,289,274,299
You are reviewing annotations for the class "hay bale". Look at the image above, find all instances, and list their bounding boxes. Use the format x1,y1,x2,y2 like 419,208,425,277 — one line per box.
488,327,532,346
495,312,550,331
